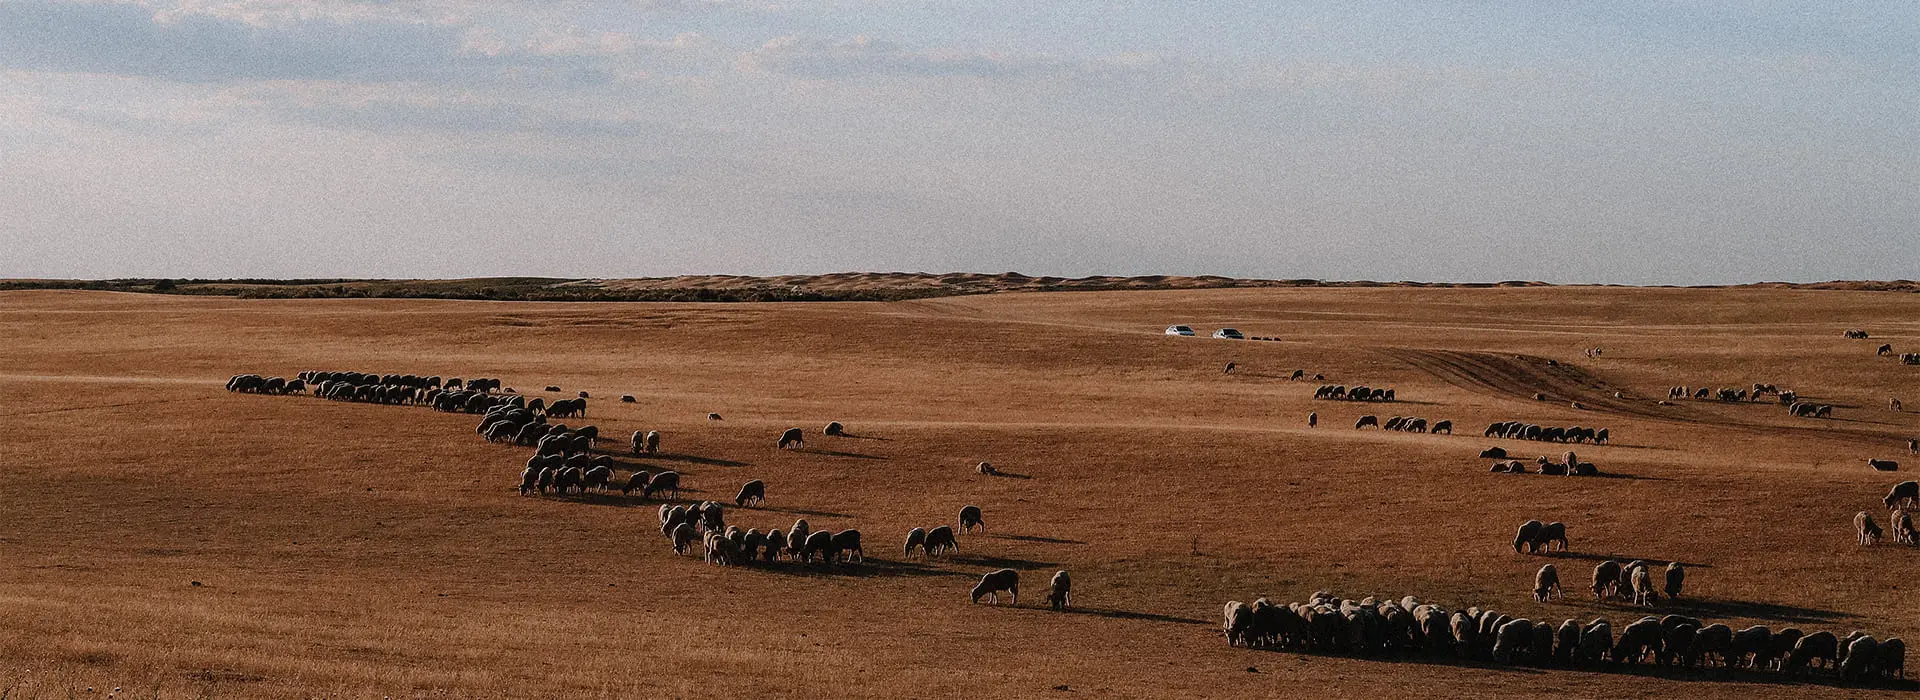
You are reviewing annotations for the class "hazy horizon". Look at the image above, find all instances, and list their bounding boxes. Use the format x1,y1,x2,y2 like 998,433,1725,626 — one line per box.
3,2,1915,285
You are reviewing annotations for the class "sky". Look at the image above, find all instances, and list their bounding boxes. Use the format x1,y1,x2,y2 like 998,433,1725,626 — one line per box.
0,1,1915,284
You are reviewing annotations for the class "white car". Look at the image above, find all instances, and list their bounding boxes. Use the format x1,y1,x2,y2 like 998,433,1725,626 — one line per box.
1165,325,1195,336
1212,328,1245,340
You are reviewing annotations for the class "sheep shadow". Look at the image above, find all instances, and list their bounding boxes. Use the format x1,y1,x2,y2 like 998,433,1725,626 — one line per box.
804,449,889,460
752,558,966,580
1542,551,1712,568
750,504,855,519
984,470,1034,480
649,453,750,467
1058,607,1210,626
995,534,1087,545
1659,597,1849,625
948,554,1058,570
836,433,893,441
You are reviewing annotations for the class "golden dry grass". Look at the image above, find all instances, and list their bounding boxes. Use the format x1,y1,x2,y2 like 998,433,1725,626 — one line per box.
2,286,1919,698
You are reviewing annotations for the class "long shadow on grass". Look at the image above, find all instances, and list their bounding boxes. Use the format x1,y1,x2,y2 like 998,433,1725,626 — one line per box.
1542,551,1712,568
648,452,750,467
804,449,889,460
947,554,1058,570
1237,647,1916,690
1659,597,1850,625
1057,607,1210,626
751,558,968,580
747,504,854,519
996,533,1087,545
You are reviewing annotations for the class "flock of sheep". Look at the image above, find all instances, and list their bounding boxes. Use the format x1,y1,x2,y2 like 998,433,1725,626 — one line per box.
1352,415,1450,433
1481,448,1600,476
1313,385,1396,402
1223,591,1904,681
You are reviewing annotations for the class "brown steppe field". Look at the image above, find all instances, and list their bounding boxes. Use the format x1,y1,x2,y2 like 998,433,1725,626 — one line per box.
5,286,1920,698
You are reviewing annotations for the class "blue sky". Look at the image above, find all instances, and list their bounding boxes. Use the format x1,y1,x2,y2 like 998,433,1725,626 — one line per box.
1,1,1914,283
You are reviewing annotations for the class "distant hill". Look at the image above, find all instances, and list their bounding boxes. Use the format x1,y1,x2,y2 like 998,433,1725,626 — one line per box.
0,274,1912,302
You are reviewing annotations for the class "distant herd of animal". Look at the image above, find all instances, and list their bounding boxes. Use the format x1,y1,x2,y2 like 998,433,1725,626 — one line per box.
226,368,1074,615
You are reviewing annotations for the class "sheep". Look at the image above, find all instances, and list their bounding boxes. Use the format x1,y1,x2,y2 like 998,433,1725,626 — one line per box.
1613,617,1664,665
1766,628,1804,671
1841,635,1881,681
1881,637,1906,679
1663,562,1685,600
742,529,765,561
1308,412,1317,427
959,505,985,534
1885,480,1920,510
620,394,636,403
973,569,1019,605
707,412,722,421
1786,630,1839,676
1691,623,1733,668
1632,566,1657,607
1880,343,1896,356
977,461,998,476
518,467,539,495
1728,625,1772,669
904,527,927,559
829,529,864,563
1577,619,1612,665
1047,571,1072,611
1870,458,1900,472
788,519,811,555
583,465,613,492
640,471,680,500
763,529,787,562
670,522,698,555
1537,522,1568,552
1431,420,1452,434
1857,510,1885,545
1896,510,1918,546
1224,601,1255,646
778,428,805,449
734,479,766,507
1355,415,1379,429
622,469,653,495
1514,520,1544,554
631,431,647,455
1592,561,1622,601
1479,447,1508,459
545,385,561,392
1534,564,1560,601
1911,438,1919,455
1897,398,1907,412
799,530,838,564
698,502,726,534
824,421,845,436
923,525,958,557
1661,620,1700,668
1449,612,1478,660
1492,618,1535,664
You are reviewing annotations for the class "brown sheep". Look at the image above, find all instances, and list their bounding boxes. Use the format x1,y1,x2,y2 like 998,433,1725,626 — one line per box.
1857,511,1885,545
973,569,1019,605
1534,564,1561,601
959,505,985,534
778,427,804,449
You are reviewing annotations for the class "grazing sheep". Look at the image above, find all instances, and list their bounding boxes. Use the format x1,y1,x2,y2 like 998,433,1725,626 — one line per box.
1728,625,1771,669
1663,563,1685,600
1886,481,1920,510
1632,566,1657,607
1691,623,1733,668
1881,637,1906,679
1534,564,1560,601
583,465,613,492
623,470,653,495
670,522,698,555
1786,631,1839,676
1537,522,1568,552
1355,415,1379,429
1911,438,1919,455
977,461,998,476
1613,617,1664,665
1514,520,1544,554
1308,412,1317,427
799,530,838,564
708,412,723,420
1577,619,1612,665
1870,458,1900,472
923,525,958,557
1896,510,1918,546
1048,571,1071,611
973,569,1020,605
518,467,539,495
1857,511,1885,545
734,479,766,507
1431,420,1452,434
763,529,788,562
620,394,636,403
824,421,845,436
904,527,927,559
1880,343,1896,356
1493,618,1535,664
1479,447,1508,459
545,385,561,392
778,427,805,449
642,471,681,500
831,529,863,563
1842,635,1881,681
959,505,985,534
631,431,647,455
788,519,811,554
1592,561,1622,601
1897,398,1907,412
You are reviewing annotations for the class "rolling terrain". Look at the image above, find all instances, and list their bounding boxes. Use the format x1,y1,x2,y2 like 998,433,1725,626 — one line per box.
2,286,1919,698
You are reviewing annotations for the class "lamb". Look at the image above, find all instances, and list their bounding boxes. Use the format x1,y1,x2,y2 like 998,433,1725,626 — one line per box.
959,505,985,534
734,479,766,507
1534,564,1560,601
778,427,805,449
1663,562,1685,600
904,527,927,559
973,569,1020,605
1514,520,1544,554
1885,480,1920,510
1857,510,1885,545
1047,571,1072,611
